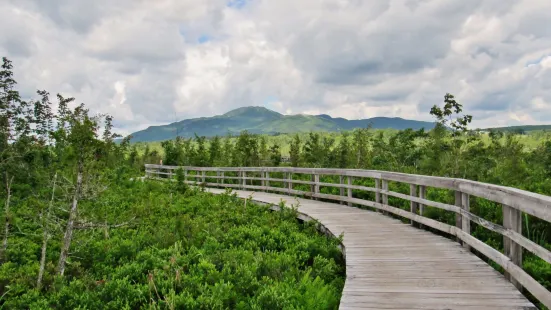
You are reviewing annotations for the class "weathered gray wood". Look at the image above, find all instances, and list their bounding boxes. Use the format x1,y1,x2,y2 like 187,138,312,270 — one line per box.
288,172,292,194
314,174,320,200
382,180,388,206
503,204,523,290
410,184,418,226
340,175,345,205
145,164,551,223
202,188,537,310
145,164,551,308
375,179,380,204
462,192,471,251
455,191,462,243
418,185,426,216
347,176,353,207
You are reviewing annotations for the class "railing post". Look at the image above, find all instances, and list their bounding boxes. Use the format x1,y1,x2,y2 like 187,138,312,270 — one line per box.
375,179,380,204
382,179,388,204
418,185,426,228
410,184,418,226
314,174,320,200
339,175,344,205
202,170,206,184
503,204,523,290
242,171,246,189
221,171,224,185
347,176,352,207
265,172,270,190
310,174,315,197
261,170,266,189
381,179,388,215
288,172,292,194
461,193,471,251
455,191,462,243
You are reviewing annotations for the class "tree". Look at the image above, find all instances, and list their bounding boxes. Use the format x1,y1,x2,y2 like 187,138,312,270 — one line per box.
57,102,102,276
209,136,222,166
430,93,472,137
289,134,301,167
336,132,350,168
269,144,281,166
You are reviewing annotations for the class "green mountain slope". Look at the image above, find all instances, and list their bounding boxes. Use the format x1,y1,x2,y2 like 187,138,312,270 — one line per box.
128,106,437,142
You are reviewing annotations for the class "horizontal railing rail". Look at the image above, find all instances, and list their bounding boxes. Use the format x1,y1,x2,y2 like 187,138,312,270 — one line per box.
145,164,551,308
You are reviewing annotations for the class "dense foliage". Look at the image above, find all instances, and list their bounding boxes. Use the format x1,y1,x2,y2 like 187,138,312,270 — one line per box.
0,57,344,309
152,96,551,307
2,55,551,308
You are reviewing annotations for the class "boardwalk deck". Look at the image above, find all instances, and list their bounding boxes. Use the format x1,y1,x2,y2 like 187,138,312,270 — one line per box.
205,188,536,310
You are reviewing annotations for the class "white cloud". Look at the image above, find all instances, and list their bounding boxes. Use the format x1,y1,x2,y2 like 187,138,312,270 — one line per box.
1,0,551,134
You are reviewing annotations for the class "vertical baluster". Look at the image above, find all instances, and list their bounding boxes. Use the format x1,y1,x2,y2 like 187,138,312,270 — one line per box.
339,175,344,205
347,176,352,207
418,185,426,228
381,180,388,215
288,172,292,194
503,204,522,290
461,193,471,251
375,179,380,204
314,174,320,200
455,191,462,243
410,184,418,226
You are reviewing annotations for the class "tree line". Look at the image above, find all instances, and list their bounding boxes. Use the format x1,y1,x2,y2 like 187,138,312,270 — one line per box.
1,57,136,288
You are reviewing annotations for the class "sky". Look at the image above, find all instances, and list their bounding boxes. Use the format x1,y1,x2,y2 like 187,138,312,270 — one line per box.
1,0,551,135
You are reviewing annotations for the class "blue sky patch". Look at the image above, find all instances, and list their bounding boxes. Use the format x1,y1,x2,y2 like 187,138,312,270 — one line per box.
525,54,549,67
227,0,248,9
198,34,211,44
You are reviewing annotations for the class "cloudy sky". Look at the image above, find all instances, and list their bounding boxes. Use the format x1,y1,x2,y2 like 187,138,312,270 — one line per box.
1,0,551,135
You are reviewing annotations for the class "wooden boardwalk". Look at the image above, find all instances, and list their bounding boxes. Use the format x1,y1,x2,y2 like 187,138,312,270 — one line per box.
206,188,536,310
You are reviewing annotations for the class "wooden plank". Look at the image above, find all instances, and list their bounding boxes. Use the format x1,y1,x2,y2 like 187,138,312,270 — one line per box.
147,166,547,309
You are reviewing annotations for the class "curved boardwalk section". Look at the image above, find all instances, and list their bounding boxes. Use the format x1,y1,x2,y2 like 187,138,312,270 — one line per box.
146,165,551,308
206,188,535,309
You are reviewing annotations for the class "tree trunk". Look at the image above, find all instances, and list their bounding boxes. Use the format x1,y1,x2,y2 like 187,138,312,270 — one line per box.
37,173,57,289
0,173,13,263
58,160,83,276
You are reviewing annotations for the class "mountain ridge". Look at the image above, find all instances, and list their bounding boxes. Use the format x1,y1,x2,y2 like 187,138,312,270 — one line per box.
128,106,438,142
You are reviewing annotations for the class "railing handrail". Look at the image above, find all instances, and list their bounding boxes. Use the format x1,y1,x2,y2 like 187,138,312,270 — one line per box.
144,164,551,307
144,164,551,221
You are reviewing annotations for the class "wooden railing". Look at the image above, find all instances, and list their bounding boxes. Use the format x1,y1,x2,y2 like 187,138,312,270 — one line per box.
145,164,551,307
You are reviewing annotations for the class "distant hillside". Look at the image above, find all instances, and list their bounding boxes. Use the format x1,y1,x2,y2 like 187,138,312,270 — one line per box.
128,106,437,142
483,125,551,133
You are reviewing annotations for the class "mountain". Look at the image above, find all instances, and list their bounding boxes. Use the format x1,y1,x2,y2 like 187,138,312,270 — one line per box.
128,106,437,142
